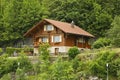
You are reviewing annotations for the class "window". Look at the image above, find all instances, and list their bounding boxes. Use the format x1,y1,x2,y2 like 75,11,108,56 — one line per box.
52,35,62,43
78,38,85,43
40,37,48,42
44,25,54,31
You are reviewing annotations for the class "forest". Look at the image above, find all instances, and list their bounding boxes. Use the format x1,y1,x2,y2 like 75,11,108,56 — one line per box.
0,0,120,80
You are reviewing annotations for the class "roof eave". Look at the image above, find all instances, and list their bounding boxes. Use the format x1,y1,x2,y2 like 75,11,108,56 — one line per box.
66,32,94,38
23,19,45,37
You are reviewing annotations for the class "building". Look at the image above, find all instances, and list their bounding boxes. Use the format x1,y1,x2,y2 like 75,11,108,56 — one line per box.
24,19,94,55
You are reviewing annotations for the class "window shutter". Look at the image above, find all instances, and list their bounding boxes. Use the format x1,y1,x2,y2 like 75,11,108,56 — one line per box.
51,36,54,42
52,26,54,30
59,35,62,42
44,25,46,31
39,38,41,42
47,38,49,42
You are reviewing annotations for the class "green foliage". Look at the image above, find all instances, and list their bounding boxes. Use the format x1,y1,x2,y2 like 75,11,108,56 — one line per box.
1,0,120,46
0,0,48,47
0,52,33,78
0,54,18,78
110,58,120,77
107,16,120,47
6,47,33,56
89,50,116,78
48,0,113,37
92,38,111,49
1,48,120,79
6,47,22,56
6,47,15,56
38,43,50,60
0,48,3,55
49,57,75,80
89,61,105,77
33,56,75,80
33,43,51,79
23,45,33,52
33,59,51,80
0,73,11,80
68,46,80,59
117,70,120,80
17,52,33,72
16,68,27,80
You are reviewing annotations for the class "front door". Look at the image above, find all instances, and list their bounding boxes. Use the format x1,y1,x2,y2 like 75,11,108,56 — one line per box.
55,48,59,55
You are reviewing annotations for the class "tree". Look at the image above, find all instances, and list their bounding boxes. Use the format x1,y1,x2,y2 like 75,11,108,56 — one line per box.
48,0,113,37
107,16,120,47
0,0,48,47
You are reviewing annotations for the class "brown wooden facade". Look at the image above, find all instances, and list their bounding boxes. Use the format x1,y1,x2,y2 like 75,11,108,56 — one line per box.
31,22,91,49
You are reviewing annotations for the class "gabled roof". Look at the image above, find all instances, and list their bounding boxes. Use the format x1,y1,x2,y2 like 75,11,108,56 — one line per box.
24,19,94,38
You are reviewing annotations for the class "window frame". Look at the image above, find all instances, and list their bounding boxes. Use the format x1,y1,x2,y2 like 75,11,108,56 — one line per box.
44,25,54,31
52,35,62,43
39,37,49,43
78,38,85,43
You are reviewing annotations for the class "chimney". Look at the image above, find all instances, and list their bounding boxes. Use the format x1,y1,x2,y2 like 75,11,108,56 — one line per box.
71,21,74,28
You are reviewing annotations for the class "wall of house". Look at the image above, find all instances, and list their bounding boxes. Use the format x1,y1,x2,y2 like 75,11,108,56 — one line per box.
34,48,39,54
33,22,65,47
64,34,76,46
77,42,91,48
64,34,91,48
49,46,71,54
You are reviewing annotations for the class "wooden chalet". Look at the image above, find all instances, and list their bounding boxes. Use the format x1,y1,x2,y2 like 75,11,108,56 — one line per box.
24,19,94,55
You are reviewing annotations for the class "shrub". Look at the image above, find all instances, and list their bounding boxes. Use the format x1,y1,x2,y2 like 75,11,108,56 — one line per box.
89,50,116,78
16,68,27,80
23,45,33,52
50,57,75,80
0,73,11,80
0,54,18,78
17,52,33,72
38,43,50,60
92,38,111,49
68,46,80,59
6,47,33,56
110,58,120,78
6,47,22,56
6,47,15,56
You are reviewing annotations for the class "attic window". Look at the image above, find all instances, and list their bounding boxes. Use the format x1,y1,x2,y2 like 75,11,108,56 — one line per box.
44,25,54,31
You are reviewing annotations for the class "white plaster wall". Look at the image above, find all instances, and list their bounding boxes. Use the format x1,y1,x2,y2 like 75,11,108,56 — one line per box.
34,48,38,54
49,46,72,54
34,46,89,54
